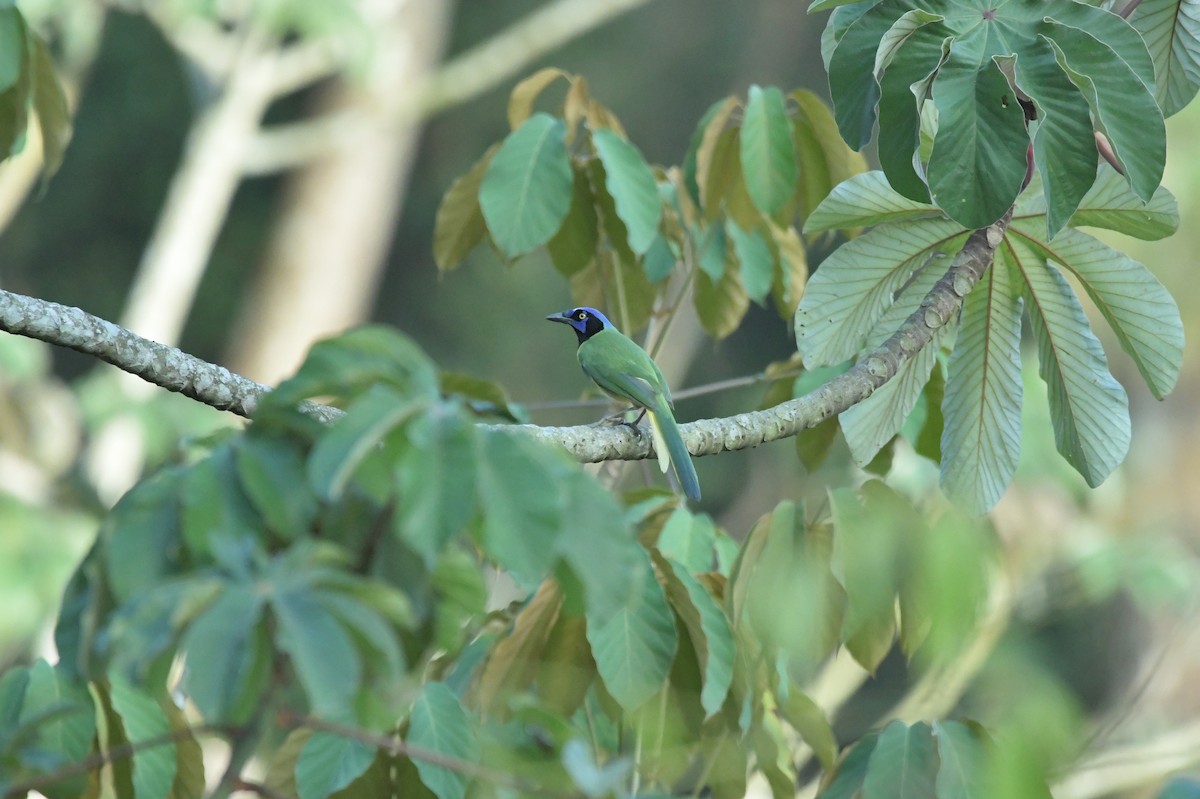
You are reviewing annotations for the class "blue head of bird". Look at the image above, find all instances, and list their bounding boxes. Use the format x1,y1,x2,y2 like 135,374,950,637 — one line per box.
545,307,614,344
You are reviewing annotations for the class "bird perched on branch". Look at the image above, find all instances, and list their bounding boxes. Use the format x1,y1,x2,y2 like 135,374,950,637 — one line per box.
546,306,701,502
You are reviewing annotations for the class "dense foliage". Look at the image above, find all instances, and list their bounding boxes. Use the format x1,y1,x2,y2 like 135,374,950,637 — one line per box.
1,0,1198,798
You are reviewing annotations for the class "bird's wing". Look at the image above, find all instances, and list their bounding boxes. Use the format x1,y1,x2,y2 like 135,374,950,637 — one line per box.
579,331,669,410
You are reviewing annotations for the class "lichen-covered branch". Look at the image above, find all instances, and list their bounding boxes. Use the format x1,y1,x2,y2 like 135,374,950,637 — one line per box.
0,212,1008,458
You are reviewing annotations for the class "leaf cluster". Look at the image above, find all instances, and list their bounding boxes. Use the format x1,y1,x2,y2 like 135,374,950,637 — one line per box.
0,2,70,178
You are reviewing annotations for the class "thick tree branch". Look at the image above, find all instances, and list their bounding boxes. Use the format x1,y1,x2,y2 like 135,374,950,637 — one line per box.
0,212,1008,457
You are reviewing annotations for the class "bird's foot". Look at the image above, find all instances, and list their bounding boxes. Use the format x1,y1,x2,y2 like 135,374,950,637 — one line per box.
598,408,648,436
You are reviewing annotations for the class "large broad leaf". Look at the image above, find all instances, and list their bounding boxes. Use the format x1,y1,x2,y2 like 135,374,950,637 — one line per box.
726,220,774,303
926,25,1029,228
1009,241,1130,486
1012,38,1097,238
103,467,186,602
818,731,880,799
407,683,479,799
839,256,955,465
235,435,317,540
1066,165,1179,240
795,217,963,365
479,112,573,258
861,721,938,799
694,259,750,339
933,721,988,799
180,587,266,721
803,171,939,233
18,661,94,799
29,32,71,179
587,548,677,711
658,555,734,718
295,731,375,799
433,145,496,271
272,587,361,717
1009,222,1183,399
875,15,947,202
1131,0,1200,117
740,85,798,215
591,128,661,255
791,88,870,222
396,407,478,564
1040,21,1164,202
109,677,176,799
475,429,564,585
940,247,1023,515
547,165,599,276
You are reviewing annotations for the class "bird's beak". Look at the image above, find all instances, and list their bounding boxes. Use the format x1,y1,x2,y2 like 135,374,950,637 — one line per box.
545,311,572,325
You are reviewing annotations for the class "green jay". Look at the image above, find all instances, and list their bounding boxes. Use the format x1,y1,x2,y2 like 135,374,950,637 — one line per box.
546,307,701,502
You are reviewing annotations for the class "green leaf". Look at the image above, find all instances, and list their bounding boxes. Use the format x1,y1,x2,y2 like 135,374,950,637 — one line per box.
587,548,677,711
0,8,22,92
296,731,375,799
17,661,93,799
110,676,176,799
861,721,937,799
591,128,661,255
407,683,479,799
660,555,734,717
307,385,419,501
180,586,266,721
932,721,987,799
1067,165,1179,240
777,687,837,770
432,550,488,653
236,435,316,539
433,144,496,271
396,406,477,564
1040,21,1165,202
819,731,879,799
839,253,954,465
803,171,939,234
875,15,948,203
182,446,262,566
791,89,869,221
273,587,361,716
726,220,773,303
795,217,963,365
642,235,677,283
1012,38,1097,237
684,95,737,205
479,112,573,258
740,85,798,216
927,26,1029,228
694,259,750,339
1130,0,1200,117
103,467,186,602
655,507,716,574
475,428,564,584
830,486,909,671
1010,241,1130,486
1009,222,1182,399
828,0,921,149
940,248,1023,514
1047,1,1157,91
29,32,71,179
268,326,439,409
547,165,599,277
313,587,406,681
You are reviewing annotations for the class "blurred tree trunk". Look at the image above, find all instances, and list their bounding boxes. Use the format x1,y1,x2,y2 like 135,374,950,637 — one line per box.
227,0,451,384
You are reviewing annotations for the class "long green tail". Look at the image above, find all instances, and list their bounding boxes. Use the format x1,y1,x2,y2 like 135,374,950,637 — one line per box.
649,404,701,502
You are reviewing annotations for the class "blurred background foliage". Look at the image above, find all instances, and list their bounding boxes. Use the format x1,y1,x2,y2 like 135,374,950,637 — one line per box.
1,0,1200,795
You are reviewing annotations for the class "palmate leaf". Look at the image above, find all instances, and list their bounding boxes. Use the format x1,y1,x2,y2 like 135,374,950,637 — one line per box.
586,548,677,711
1008,221,1183,399
1131,0,1200,117
803,170,939,233
1008,239,1131,486
821,0,1165,231
795,217,963,366
839,254,956,465
940,246,1023,515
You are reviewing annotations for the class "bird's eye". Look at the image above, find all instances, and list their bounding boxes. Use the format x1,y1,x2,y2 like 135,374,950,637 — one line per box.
577,311,587,320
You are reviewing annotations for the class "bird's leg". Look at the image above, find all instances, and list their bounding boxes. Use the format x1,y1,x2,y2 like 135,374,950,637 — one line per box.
598,406,648,437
